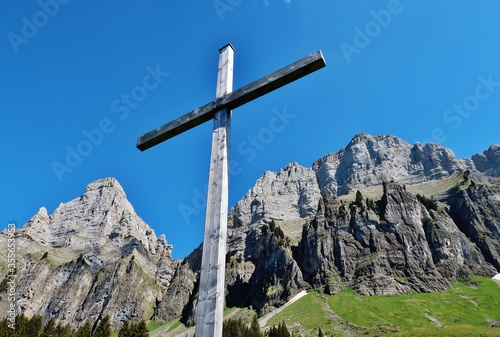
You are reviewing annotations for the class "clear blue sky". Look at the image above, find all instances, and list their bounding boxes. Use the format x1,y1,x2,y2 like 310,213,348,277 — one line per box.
1,1,499,259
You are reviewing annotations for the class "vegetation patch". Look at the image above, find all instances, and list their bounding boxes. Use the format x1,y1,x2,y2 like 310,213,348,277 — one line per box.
266,277,500,336
266,292,328,330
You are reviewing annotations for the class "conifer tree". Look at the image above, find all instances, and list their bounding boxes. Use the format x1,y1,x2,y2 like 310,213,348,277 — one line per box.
268,321,291,337
318,327,324,337
53,322,74,337
248,315,262,337
279,321,291,337
14,313,28,336
0,318,9,337
94,315,112,337
54,322,73,337
131,320,149,337
223,318,242,337
118,320,132,337
27,314,43,336
75,321,93,337
41,318,57,337
355,190,364,209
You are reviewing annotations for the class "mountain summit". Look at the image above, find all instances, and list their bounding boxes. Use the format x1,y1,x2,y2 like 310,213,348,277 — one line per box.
21,177,168,260
1,177,177,329
1,134,499,331
231,133,499,239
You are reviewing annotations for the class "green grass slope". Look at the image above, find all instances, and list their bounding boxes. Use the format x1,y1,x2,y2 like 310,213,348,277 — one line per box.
145,276,499,336
265,277,500,337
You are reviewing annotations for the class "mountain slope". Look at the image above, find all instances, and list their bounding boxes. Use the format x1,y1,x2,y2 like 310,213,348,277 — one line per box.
1,134,499,331
0,178,178,330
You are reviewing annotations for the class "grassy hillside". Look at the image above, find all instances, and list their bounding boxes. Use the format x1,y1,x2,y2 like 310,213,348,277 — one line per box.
265,276,500,336
145,276,499,336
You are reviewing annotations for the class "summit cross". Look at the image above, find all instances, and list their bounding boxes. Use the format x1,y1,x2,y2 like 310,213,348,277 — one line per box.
136,44,326,337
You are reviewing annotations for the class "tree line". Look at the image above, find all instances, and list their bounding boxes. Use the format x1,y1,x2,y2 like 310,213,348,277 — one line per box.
0,314,148,337
1,314,326,336
223,317,326,337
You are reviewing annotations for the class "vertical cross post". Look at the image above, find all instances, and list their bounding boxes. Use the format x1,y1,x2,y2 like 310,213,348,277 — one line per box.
194,44,234,337
136,44,326,336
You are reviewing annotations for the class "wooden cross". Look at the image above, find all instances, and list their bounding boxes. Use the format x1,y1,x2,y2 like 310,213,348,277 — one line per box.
136,44,325,337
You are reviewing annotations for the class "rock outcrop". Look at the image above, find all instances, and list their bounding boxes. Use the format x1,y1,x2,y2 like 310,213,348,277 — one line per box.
472,144,500,178
0,178,179,330
231,163,321,240
1,134,499,330
295,182,496,296
311,133,464,196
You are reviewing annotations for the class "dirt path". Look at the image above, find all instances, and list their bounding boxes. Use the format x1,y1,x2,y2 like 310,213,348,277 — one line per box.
492,273,500,287
258,290,308,327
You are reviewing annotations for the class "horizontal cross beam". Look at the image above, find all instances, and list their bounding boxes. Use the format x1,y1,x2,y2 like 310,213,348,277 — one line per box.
136,50,326,151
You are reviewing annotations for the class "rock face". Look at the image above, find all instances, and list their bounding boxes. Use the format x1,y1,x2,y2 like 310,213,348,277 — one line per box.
472,144,500,178
1,134,499,330
312,133,464,196
231,163,321,240
224,133,499,301
21,178,167,262
0,178,179,330
447,184,500,271
295,182,496,296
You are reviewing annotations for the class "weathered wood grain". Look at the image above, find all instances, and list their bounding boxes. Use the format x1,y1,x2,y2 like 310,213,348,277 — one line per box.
194,44,233,337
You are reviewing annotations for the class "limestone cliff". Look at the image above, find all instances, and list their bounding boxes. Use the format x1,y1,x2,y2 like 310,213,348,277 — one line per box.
1,134,499,330
0,178,177,330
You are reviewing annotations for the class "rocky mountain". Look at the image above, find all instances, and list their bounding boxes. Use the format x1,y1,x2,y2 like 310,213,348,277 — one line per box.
1,133,499,331
0,178,178,330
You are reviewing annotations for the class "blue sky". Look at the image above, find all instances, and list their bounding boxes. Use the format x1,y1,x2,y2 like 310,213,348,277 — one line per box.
1,1,499,259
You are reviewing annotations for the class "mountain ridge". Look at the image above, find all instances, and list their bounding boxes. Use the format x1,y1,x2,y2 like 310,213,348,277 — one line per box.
1,133,499,331
231,133,499,238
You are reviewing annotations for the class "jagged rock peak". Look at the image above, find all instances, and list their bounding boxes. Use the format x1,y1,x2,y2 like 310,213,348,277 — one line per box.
313,133,464,196
84,177,126,195
20,177,171,261
473,144,500,177
230,162,321,234
347,132,404,146
37,206,49,217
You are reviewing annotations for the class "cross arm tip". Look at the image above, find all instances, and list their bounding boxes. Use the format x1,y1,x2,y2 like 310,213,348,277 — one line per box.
316,50,327,67
136,137,149,152
219,43,235,53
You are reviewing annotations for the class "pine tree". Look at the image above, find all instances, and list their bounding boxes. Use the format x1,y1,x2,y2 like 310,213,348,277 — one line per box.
268,322,291,337
14,313,28,336
41,318,57,337
318,327,324,337
118,320,132,337
131,320,149,337
247,315,262,337
27,314,43,336
62,323,74,337
278,322,291,337
94,315,112,337
223,318,242,337
355,190,364,208
75,321,93,337
55,322,73,337
0,318,11,337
